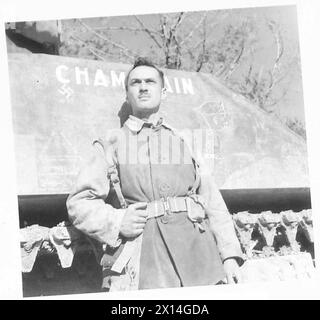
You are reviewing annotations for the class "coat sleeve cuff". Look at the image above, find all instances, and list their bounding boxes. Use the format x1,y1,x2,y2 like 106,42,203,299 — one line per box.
223,256,245,267
219,242,245,267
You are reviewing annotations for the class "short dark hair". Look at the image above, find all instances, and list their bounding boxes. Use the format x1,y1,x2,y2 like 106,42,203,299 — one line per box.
125,57,164,91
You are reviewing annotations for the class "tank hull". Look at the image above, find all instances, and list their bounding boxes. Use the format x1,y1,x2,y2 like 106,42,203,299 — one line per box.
7,53,309,195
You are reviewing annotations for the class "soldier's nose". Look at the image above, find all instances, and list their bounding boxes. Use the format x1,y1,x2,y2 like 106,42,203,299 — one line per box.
139,81,148,91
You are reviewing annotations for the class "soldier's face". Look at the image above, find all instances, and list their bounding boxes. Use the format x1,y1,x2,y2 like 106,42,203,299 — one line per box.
126,66,166,117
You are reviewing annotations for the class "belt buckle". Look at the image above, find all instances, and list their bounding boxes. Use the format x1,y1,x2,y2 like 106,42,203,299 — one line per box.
163,197,171,215
185,197,191,213
160,197,171,224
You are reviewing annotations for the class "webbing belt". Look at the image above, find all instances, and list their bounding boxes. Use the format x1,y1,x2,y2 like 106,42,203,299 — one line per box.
146,197,189,219
111,196,205,274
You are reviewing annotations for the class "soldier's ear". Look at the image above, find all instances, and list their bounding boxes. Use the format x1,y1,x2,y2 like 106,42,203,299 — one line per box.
161,87,167,100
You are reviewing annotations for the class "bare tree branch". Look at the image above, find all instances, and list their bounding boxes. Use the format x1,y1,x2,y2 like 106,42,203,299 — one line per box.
159,14,168,40
93,25,159,36
77,19,136,60
272,57,297,87
163,13,186,69
246,65,253,84
70,34,106,60
223,40,245,80
134,15,162,48
158,14,172,66
171,12,185,34
190,38,207,52
264,86,290,107
195,16,208,72
265,20,284,95
180,12,207,46
271,23,284,66
185,10,227,47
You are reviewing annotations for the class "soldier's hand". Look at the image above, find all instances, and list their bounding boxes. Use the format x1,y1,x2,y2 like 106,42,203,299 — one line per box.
119,202,148,238
223,258,242,284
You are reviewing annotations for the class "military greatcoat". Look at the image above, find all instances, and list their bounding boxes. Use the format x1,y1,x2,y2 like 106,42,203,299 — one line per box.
66,115,243,291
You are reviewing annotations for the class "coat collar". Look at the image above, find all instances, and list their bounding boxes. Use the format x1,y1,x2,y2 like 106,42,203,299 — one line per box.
124,114,172,133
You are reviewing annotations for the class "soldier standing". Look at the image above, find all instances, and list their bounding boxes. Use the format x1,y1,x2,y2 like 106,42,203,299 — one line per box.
67,57,244,291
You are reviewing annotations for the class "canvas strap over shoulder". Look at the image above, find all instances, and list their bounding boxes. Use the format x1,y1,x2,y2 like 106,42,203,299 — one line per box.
93,138,128,209
188,158,201,195
107,164,128,209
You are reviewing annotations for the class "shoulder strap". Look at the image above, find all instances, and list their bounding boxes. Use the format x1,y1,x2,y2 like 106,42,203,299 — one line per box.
188,158,201,195
93,138,128,209
107,165,128,209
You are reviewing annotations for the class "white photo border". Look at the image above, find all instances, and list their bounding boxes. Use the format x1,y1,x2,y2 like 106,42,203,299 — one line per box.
0,0,319,300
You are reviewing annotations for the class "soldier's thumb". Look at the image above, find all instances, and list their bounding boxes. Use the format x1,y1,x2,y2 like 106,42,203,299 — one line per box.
130,202,148,210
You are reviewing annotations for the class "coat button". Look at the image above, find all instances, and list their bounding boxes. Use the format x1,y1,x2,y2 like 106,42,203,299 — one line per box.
159,182,171,198
161,215,169,224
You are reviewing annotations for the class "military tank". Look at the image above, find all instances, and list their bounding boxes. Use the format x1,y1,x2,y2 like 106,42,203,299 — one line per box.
6,34,313,295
